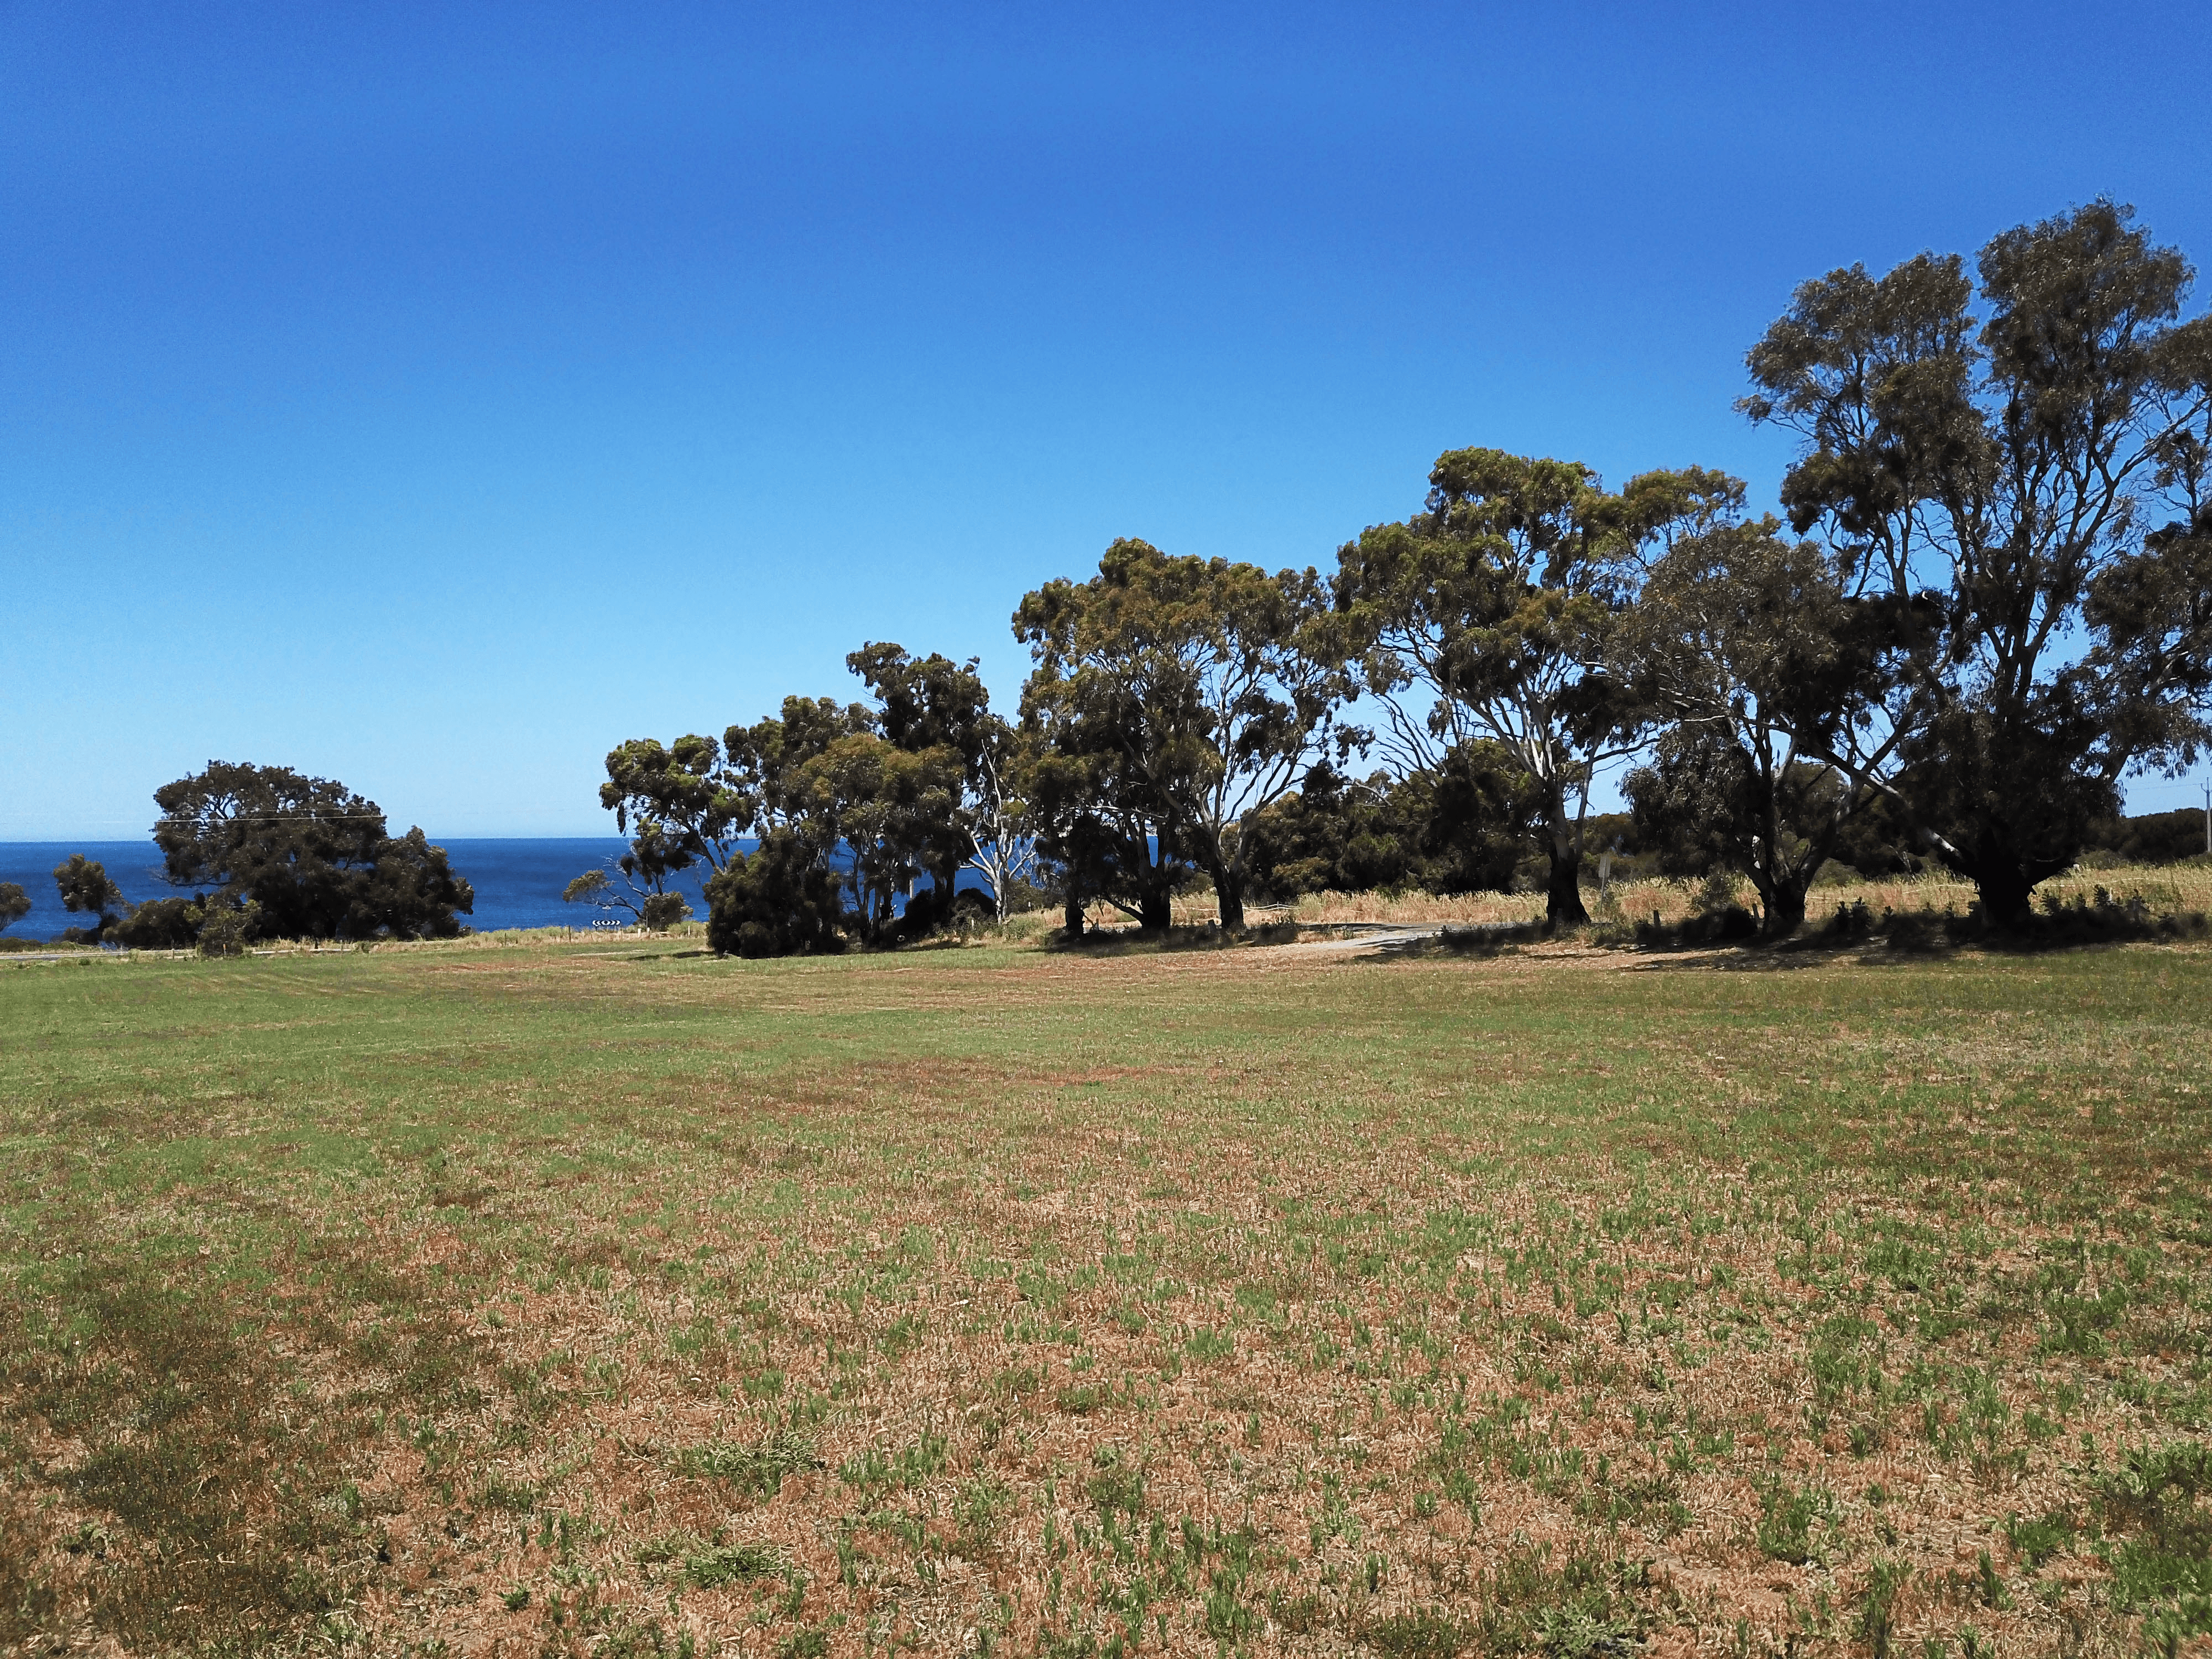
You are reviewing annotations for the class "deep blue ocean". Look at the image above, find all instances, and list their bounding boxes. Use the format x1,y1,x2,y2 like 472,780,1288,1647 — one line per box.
0,839,727,941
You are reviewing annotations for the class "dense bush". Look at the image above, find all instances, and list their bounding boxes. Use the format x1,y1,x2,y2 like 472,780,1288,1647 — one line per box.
109,896,206,950
705,831,845,958
153,763,473,941
637,891,693,931
1241,747,1533,901
2086,808,2210,867
196,902,261,957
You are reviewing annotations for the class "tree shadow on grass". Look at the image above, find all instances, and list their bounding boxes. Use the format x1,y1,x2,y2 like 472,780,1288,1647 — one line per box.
1609,894,2210,970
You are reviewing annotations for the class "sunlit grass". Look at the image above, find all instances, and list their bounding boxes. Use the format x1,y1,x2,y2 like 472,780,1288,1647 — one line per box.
6,932,2212,1654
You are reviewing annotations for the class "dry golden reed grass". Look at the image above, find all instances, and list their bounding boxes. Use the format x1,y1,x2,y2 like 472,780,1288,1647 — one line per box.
1249,861,2212,931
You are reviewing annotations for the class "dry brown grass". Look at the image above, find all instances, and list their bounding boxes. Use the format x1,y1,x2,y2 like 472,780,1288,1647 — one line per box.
1260,860,2212,931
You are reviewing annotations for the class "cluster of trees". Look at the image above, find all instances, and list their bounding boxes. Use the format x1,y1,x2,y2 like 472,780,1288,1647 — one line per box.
583,202,2210,950
7,763,474,948
565,646,1036,956
2083,806,2212,865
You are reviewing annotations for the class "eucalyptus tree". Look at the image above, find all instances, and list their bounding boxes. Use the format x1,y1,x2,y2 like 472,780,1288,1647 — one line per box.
1334,450,1736,926
560,868,693,930
711,692,974,945
54,854,124,943
700,697,876,956
570,735,747,925
1743,200,2212,925
1015,724,1186,934
1238,746,1533,901
846,643,1040,925
0,882,30,935
807,724,951,940
1618,517,1932,933
1015,537,1348,930
963,714,1042,922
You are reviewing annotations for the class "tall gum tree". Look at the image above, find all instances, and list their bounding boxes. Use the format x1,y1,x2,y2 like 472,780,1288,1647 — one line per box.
722,697,877,865
570,735,748,925
799,727,947,939
1617,518,1932,935
1335,450,1736,927
1015,538,1347,931
846,644,1037,925
1744,200,2212,926
1015,722,1185,934
959,716,1042,923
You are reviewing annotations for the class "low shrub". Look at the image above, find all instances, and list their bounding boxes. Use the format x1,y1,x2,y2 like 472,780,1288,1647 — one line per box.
1440,919,1546,954
197,902,262,958
112,896,206,950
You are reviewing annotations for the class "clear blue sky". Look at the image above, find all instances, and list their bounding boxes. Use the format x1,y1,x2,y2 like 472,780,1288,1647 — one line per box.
6,1,2210,838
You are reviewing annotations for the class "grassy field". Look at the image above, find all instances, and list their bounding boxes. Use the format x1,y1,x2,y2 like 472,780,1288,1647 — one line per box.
6,931,2212,1658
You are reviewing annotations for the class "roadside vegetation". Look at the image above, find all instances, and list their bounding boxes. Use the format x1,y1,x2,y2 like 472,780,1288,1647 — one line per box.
8,932,2212,1655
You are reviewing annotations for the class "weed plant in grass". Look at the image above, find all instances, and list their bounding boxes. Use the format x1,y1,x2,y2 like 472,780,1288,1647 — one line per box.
5,935,2212,1655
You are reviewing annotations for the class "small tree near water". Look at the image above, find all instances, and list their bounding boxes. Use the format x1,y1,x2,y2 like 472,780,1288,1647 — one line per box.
562,869,692,930
54,854,124,945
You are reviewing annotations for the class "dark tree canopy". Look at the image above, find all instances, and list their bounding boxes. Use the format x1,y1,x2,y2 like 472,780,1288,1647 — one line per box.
683,693,941,954
1743,200,2212,925
0,881,30,935
599,735,747,878
152,761,473,941
109,896,207,950
53,854,125,945
1613,516,1931,934
847,643,1006,927
1016,733,1190,935
1240,748,1533,902
2085,806,2211,865
1335,451,1739,926
703,828,845,958
1016,538,1347,930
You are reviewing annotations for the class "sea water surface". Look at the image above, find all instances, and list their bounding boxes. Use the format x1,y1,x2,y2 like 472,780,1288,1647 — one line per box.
0,838,992,942
0,839,714,941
